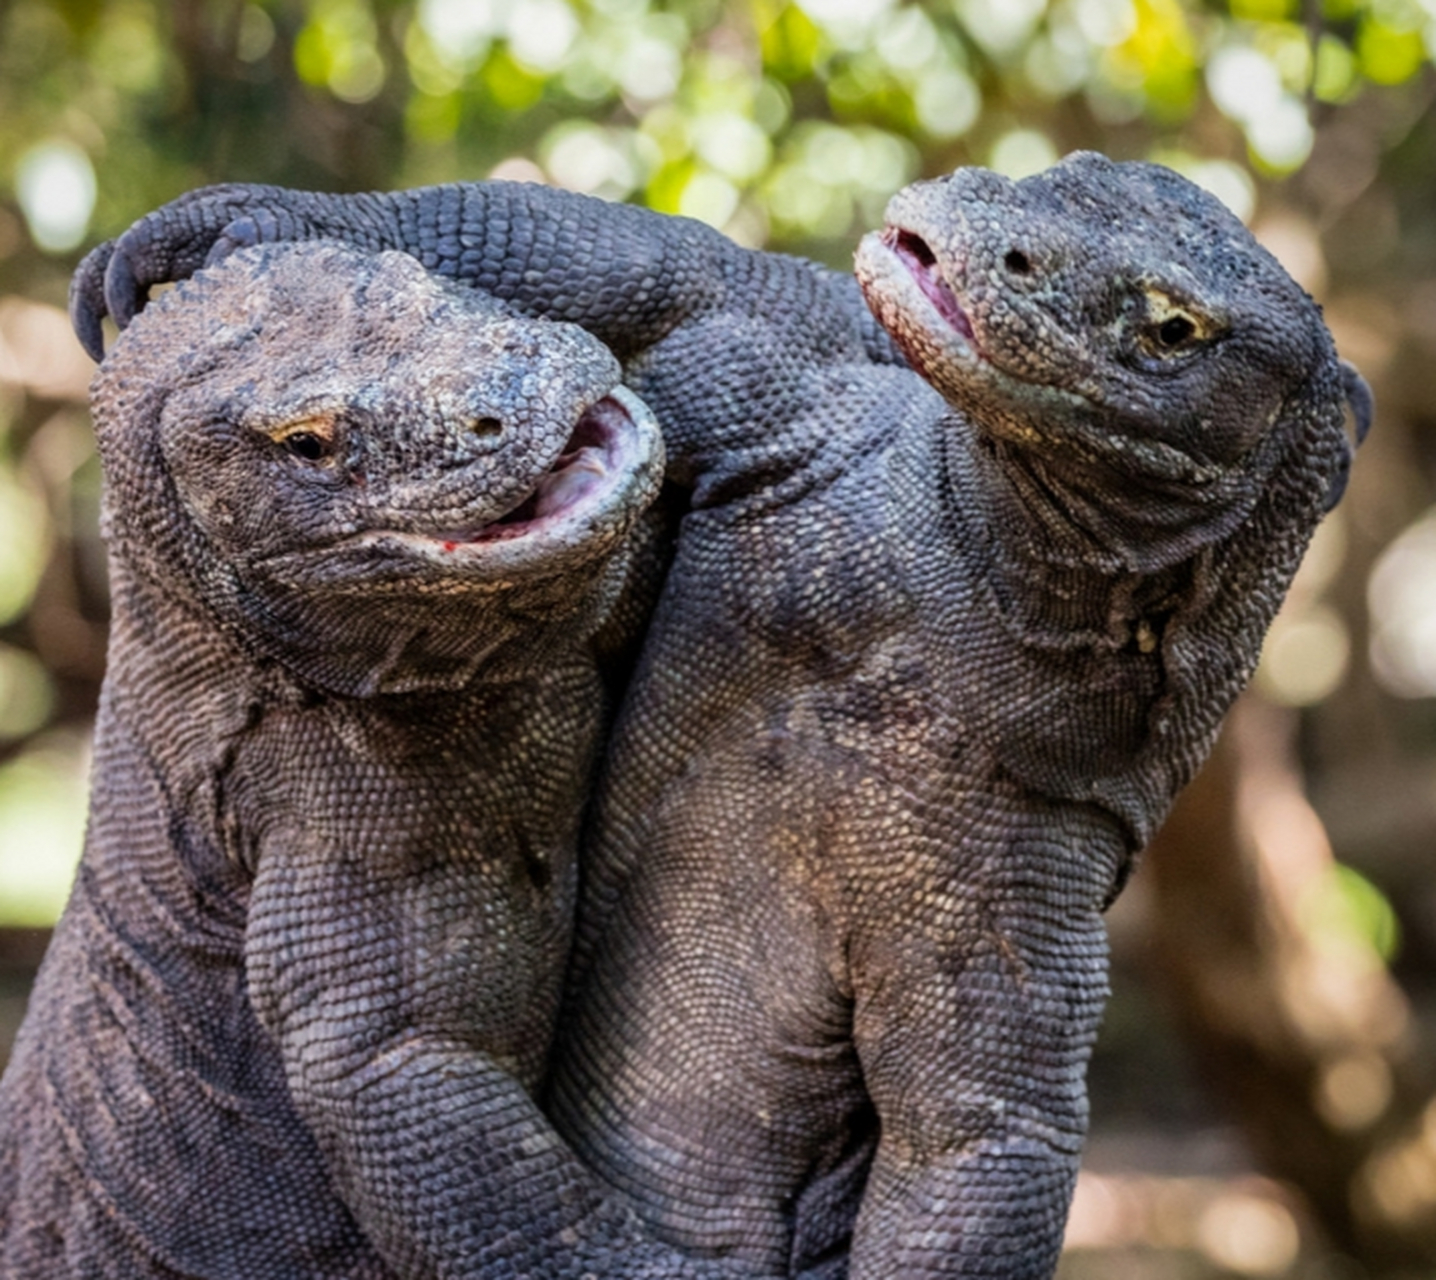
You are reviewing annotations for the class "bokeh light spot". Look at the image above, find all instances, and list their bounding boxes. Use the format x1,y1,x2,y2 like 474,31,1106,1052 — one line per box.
14,141,96,254
989,130,1059,179
1195,1192,1300,1276
0,732,89,927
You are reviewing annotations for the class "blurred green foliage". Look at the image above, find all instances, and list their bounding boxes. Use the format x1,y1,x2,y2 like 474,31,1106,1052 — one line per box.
0,0,1433,270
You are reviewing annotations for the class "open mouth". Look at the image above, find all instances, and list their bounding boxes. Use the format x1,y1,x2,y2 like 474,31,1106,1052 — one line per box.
882,226,977,346
449,394,635,546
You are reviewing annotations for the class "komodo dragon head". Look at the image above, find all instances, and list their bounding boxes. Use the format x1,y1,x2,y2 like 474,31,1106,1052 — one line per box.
90,242,663,697
856,151,1369,572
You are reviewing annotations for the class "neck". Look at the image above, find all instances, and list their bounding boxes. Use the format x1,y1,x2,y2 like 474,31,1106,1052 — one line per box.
946,428,1213,656
918,413,1303,853
102,561,282,777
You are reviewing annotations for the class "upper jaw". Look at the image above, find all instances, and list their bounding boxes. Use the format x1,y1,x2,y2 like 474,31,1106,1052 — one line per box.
854,217,984,391
411,385,664,560
878,225,978,348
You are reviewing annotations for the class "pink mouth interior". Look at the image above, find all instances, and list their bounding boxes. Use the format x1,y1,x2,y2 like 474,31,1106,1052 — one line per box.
884,227,976,345
464,397,625,544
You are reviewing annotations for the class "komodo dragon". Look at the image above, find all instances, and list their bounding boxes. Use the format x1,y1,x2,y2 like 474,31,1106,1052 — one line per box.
69,153,1370,1278
0,241,796,1279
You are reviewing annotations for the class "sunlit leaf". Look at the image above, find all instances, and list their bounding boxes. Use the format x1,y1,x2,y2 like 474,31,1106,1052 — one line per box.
0,733,89,927
758,0,823,82
1230,0,1297,18
0,470,47,626
482,47,546,110
1356,18,1426,84
645,156,698,215
1107,0,1198,121
1299,863,1403,963
405,90,463,144
1313,33,1361,101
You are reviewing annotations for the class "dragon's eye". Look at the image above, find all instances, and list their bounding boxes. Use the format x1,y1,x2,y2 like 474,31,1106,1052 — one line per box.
268,415,339,465
1139,289,1218,358
285,432,332,462
1156,315,1196,347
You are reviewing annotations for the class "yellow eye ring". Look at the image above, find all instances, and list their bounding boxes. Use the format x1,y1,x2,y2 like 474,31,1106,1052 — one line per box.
1141,289,1216,354
266,416,339,464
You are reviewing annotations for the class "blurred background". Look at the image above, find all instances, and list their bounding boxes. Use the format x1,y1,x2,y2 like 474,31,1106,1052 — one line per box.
0,0,1432,1273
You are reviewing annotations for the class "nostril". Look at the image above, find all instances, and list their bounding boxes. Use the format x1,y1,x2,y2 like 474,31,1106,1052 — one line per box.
1004,249,1032,276
470,416,503,437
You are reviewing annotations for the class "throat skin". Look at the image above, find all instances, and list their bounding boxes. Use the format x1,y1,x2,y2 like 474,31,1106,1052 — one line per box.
935,417,1207,854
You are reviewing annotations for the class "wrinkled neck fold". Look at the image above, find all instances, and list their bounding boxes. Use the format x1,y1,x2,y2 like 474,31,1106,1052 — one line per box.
919,409,1321,856
942,423,1229,653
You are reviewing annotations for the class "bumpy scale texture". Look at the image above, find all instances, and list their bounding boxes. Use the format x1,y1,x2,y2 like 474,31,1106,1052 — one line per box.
64,154,1370,1279
0,241,793,1279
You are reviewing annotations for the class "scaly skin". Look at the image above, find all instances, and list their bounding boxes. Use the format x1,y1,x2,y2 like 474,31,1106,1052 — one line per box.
0,241,778,1279
65,156,1369,1277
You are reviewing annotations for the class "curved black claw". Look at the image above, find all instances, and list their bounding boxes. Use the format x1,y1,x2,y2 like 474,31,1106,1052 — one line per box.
69,241,117,362
67,184,296,361
1340,359,1374,445
103,241,151,332
1323,359,1373,511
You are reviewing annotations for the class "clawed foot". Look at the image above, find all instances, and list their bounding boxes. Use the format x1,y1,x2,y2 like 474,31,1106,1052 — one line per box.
67,184,293,360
